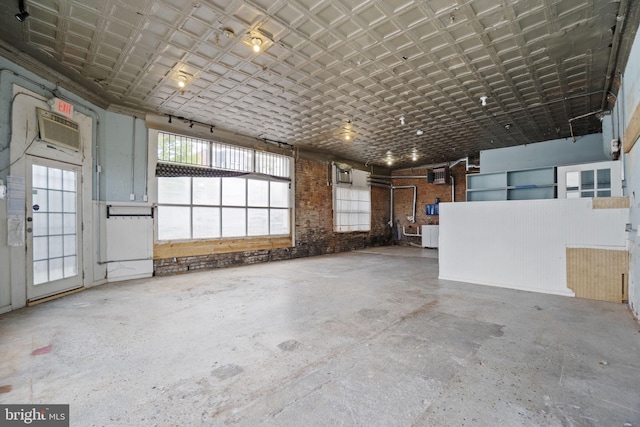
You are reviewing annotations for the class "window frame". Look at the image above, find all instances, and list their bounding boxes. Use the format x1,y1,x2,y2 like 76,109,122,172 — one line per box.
332,165,371,233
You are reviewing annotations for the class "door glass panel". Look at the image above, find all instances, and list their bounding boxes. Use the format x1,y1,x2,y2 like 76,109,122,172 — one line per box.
33,260,48,285
32,164,78,285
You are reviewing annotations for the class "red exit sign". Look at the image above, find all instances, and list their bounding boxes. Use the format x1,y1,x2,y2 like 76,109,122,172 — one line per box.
52,98,74,117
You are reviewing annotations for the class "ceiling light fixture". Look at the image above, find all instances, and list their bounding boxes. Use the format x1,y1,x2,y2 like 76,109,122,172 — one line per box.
177,75,187,88
252,37,263,53
480,96,488,107
399,116,405,126
222,28,235,39
345,134,351,141
416,129,424,136
15,0,29,22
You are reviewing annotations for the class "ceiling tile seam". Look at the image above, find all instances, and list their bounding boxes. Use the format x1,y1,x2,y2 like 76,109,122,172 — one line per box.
421,0,544,144
393,4,516,146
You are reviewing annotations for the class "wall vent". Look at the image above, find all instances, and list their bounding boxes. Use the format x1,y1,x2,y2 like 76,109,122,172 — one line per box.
36,107,80,151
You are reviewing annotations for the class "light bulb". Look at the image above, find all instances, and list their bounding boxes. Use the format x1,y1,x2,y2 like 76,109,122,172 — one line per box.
252,37,262,52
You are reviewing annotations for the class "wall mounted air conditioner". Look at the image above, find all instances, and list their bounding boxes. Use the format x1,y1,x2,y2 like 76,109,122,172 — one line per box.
36,107,81,151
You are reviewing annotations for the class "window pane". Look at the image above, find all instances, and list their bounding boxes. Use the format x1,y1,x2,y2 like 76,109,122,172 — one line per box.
49,235,63,259
581,170,594,190
566,171,579,190
158,206,191,240
63,214,76,235
222,208,246,237
193,177,220,205
270,209,290,235
334,186,370,232
222,178,246,206
63,191,76,213
193,207,220,239
33,165,48,188
33,213,48,237
158,177,191,205
597,190,611,197
62,170,76,191
597,169,611,189
33,236,48,261
49,190,63,212
581,191,594,198
49,213,63,235
248,208,269,236
248,180,269,207
64,256,77,278
32,189,48,212
270,181,289,207
48,168,63,190
33,260,48,285
49,257,64,282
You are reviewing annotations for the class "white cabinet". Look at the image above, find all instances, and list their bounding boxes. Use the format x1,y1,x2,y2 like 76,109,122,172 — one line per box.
422,225,439,248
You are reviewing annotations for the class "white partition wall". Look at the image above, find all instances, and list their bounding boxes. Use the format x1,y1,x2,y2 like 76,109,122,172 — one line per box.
439,199,629,296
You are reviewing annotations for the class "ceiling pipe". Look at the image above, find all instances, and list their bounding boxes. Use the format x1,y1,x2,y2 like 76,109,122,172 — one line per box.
392,185,417,225
600,0,630,111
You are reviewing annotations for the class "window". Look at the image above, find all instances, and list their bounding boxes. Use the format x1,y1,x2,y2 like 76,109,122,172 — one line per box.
566,168,612,198
157,177,290,241
156,132,292,242
333,167,371,232
157,131,289,177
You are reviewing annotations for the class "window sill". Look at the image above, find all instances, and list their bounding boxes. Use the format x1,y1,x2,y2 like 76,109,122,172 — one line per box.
154,236,292,259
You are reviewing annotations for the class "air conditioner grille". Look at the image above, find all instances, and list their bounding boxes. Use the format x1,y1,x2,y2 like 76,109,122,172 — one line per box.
37,107,81,151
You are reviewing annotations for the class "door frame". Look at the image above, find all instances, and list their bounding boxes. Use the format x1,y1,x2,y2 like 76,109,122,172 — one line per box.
26,156,84,301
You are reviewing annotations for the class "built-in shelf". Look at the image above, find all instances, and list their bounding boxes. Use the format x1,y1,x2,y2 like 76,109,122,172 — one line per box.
467,167,557,201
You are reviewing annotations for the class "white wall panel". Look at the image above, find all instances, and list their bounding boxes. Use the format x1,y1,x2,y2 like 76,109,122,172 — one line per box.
439,199,628,296
104,203,153,282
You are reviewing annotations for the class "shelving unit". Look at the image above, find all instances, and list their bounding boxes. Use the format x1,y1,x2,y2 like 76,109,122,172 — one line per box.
467,167,556,202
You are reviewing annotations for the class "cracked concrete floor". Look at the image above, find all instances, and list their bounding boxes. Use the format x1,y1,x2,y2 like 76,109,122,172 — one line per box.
1,246,639,426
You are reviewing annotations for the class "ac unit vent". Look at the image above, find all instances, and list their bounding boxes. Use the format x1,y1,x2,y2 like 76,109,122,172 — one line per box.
336,166,352,184
37,107,80,151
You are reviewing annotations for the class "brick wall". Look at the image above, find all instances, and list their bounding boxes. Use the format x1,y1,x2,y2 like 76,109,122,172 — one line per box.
154,158,392,275
391,164,468,246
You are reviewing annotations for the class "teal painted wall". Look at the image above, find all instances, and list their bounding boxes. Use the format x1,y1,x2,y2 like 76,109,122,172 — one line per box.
479,133,609,174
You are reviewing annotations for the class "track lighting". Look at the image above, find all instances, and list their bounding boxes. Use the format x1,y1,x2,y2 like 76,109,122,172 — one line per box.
15,0,29,22
252,37,263,53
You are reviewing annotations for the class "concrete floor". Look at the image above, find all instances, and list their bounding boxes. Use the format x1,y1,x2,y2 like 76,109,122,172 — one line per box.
1,246,639,426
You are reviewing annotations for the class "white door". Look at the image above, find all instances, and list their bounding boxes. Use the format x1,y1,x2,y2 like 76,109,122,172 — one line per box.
26,156,83,301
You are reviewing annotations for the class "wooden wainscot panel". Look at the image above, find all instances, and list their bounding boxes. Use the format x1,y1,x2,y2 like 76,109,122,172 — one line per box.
592,197,630,209
154,236,292,259
566,247,628,303
623,100,640,153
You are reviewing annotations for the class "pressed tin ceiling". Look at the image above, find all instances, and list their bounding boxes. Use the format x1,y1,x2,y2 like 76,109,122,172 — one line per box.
0,0,638,168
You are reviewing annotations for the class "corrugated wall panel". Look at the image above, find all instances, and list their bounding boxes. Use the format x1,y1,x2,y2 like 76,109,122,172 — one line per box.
439,198,628,296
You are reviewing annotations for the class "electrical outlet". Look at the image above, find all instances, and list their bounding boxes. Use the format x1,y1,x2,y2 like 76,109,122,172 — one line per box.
129,193,135,201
